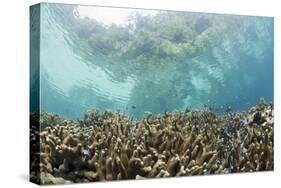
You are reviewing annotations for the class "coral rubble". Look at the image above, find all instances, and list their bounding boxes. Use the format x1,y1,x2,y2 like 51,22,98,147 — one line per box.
30,101,273,184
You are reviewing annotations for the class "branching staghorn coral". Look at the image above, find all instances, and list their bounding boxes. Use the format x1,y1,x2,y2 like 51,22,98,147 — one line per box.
30,101,273,184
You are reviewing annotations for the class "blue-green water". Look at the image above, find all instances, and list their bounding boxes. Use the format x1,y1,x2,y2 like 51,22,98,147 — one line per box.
31,3,273,120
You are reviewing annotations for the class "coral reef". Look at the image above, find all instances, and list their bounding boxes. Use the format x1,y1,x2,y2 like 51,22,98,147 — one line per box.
30,101,273,184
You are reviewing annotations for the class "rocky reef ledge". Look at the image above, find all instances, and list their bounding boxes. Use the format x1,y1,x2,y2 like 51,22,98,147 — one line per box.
30,100,273,184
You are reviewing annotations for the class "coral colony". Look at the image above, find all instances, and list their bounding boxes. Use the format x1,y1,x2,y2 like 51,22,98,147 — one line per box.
30,100,273,184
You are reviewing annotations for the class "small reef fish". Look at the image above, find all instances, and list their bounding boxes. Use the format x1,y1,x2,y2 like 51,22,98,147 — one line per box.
226,105,232,113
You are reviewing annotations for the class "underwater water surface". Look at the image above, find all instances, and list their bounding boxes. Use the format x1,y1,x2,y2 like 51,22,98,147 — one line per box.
31,3,273,119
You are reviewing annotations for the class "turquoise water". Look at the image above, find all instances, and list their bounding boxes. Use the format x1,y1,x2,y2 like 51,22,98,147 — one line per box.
31,3,273,120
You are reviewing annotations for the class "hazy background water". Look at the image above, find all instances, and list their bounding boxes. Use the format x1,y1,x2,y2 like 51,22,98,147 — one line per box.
30,3,274,120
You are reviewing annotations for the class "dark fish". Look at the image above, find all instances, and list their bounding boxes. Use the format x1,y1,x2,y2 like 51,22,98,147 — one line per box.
226,105,232,113
131,105,136,109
